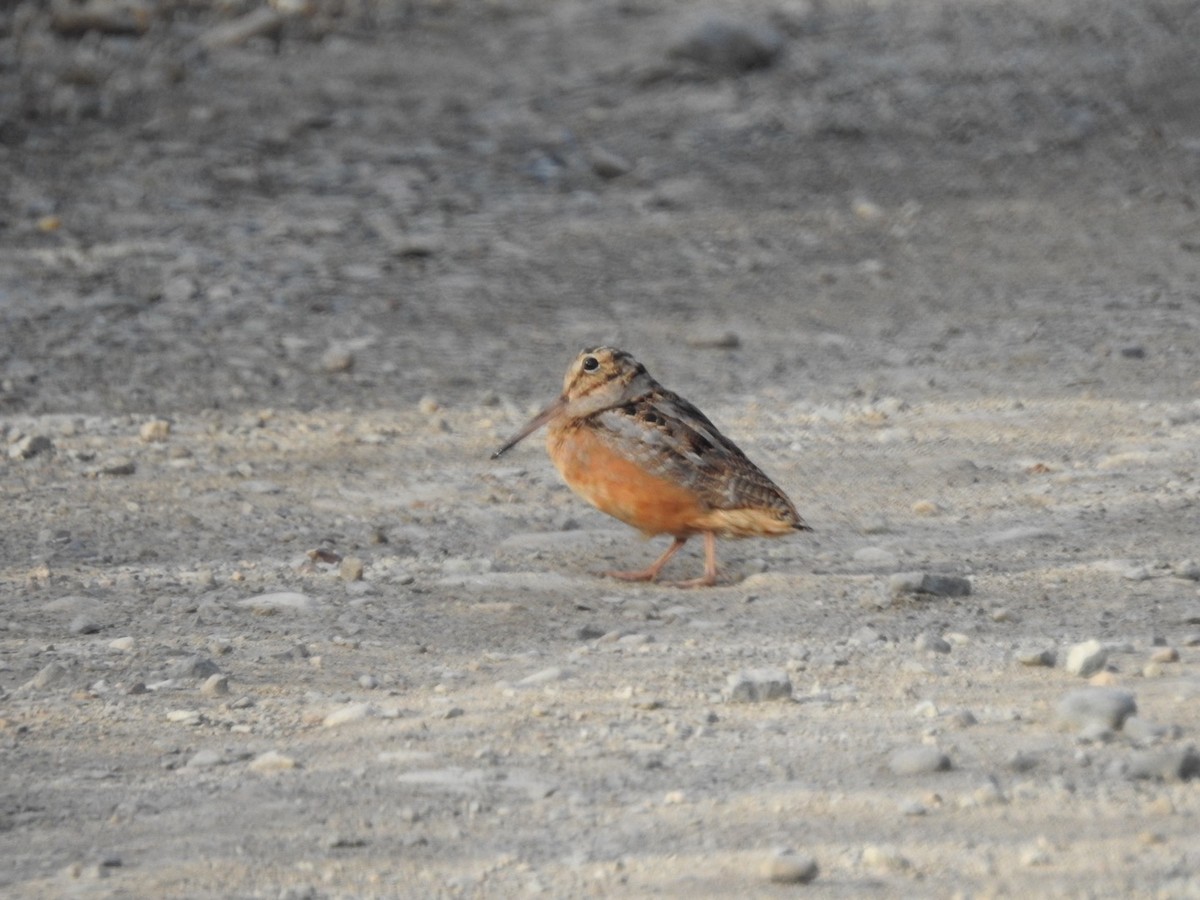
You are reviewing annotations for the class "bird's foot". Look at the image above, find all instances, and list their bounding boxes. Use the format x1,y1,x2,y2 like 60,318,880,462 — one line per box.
666,572,719,589
604,567,661,583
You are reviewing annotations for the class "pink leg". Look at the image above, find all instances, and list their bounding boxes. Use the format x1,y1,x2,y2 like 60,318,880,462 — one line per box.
670,532,719,588
606,536,688,583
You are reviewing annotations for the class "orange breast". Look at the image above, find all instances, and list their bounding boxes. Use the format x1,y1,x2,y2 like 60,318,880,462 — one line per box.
547,424,708,537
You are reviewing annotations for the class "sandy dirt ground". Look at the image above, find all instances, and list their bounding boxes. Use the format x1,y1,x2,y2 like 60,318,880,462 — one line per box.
3,0,1200,896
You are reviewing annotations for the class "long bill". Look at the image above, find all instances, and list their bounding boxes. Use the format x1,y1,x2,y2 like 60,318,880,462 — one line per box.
490,396,566,459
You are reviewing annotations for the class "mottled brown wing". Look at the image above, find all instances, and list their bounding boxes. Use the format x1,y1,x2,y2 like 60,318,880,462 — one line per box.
589,389,804,525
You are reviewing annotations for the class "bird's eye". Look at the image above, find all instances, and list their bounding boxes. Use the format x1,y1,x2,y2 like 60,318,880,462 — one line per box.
582,356,599,372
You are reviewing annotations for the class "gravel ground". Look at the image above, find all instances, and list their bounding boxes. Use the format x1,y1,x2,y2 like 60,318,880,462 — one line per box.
3,0,1200,897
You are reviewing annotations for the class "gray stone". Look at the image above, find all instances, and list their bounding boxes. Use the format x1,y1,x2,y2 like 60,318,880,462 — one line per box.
200,674,230,697
1057,688,1137,730
27,662,69,691
862,844,911,874
321,345,354,373
323,703,376,728
68,613,102,635
669,15,786,73
97,457,136,476
339,556,365,581
9,434,53,459
588,146,632,179
186,748,227,768
517,666,570,687
1015,645,1057,667
762,849,819,884
889,746,952,775
237,592,317,613
888,572,972,597
1126,747,1200,782
915,632,951,654
725,668,792,702
1006,751,1039,772
169,655,220,679
1171,560,1200,581
1064,640,1108,676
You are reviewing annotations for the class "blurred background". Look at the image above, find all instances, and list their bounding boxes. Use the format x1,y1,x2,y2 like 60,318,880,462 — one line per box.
2,0,1198,417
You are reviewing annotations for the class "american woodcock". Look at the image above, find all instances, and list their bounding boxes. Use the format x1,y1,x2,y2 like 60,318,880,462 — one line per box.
492,347,810,587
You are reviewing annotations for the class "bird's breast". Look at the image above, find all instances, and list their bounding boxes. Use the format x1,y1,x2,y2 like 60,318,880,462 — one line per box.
546,422,708,537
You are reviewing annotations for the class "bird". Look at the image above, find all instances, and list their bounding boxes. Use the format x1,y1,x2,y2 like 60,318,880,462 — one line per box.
491,347,809,587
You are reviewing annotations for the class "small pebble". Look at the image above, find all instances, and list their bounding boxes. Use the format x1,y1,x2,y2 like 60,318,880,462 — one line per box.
762,849,819,884
68,613,102,635
169,655,220,680
1126,748,1200,782
322,702,376,728
970,780,1006,806
8,434,53,460
889,746,952,776
888,572,971,597
861,844,911,873
139,419,171,442
321,346,354,373
108,636,135,653
1149,647,1178,664
1006,751,1038,772
186,748,226,768
237,592,317,613
27,662,69,691
1019,839,1053,867
588,145,633,179
249,750,298,773
1065,640,1108,677
915,633,951,654
200,674,229,697
97,458,136,476
517,666,569,687
339,557,365,582
725,668,792,703
1171,560,1200,581
1015,645,1056,667
668,15,785,73
685,331,741,350
1057,687,1137,730
910,499,941,516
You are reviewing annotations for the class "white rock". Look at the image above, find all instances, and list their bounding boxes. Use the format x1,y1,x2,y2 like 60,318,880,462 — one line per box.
517,666,570,687
322,702,376,728
762,849,819,884
1065,640,1107,676
249,750,298,773
889,746,951,775
237,592,318,613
